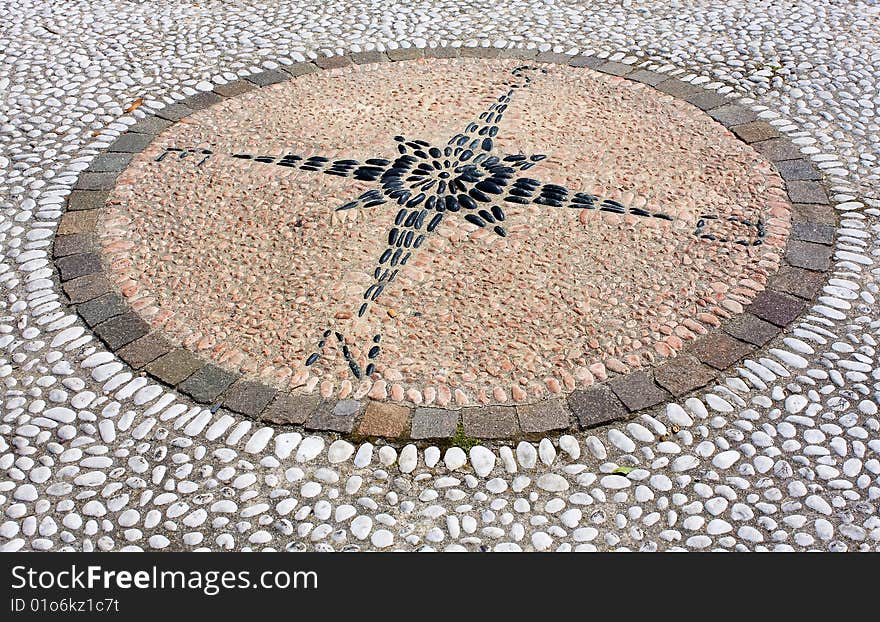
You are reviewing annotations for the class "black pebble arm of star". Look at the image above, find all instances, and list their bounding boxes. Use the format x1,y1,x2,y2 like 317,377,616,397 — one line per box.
445,65,548,158
229,152,393,184
498,178,765,246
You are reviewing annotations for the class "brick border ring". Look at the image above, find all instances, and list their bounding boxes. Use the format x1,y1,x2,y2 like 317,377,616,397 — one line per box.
53,45,836,441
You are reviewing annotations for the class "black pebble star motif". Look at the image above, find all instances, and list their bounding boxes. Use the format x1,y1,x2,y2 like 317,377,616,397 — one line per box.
156,66,766,379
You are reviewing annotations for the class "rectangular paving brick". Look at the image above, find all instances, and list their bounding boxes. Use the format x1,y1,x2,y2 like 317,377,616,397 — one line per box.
66,190,109,212
212,80,256,98
499,47,536,59
568,55,602,68
747,289,805,326
155,103,193,121
596,61,632,76
53,233,96,258
730,121,780,144
722,313,781,346
145,348,204,386
461,46,501,58
653,355,717,397
752,138,802,162
107,132,153,153
283,62,319,77
786,239,833,271
410,407,459,439
427,46,459,59
655,78,704,98
357,401,410,437
774,158,821,181
87,152,134,172
567,384,628,429
306,399,362,433
707,103,758,127
55,253,102,281
93,312,150,350
685,91,728,111
245,69,289,86
350,51,389,64
626,69,666,85
60,205,101,231
116,333,172,370
516,399,570,433
74,172,117,191
128,116,172,135
182,91,223,110
178,364,237,404
221,381,278,417
76,292,127,326
386,47,423,61
261,393,319,425
686,331,754,370
609,371,670,412
62,273,111,303
790,202,835,225
786,180,828,204
791,221,834,245
315,55,353,69
768,265,824,300
462,405,519,438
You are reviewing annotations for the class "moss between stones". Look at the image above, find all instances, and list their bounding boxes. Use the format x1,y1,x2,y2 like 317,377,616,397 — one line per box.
449,423,479,451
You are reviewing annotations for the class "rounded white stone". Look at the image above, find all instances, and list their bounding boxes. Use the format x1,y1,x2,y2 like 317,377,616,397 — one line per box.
469,446,495,477
516,442,537,469
444,447,467,471
328,440,355,464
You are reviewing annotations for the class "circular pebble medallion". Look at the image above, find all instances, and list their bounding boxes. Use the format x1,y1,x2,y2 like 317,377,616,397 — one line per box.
95,55,792,417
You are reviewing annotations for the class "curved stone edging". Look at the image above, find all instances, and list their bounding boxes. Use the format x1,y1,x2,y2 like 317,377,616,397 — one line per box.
52,45,836,441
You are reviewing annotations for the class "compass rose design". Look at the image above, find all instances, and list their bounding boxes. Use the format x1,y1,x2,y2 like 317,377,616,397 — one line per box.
155,65,766,380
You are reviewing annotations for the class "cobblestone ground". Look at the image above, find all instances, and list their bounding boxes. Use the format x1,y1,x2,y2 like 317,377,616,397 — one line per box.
2,0,880,552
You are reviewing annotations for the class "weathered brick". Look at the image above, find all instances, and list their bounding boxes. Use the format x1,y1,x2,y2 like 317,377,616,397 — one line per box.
609,371,670,411
245,70,289,87
77,292,127,327
93,312,150,350
57,210,98,235
730,121,780,144
686,332,754,370
462,405,519,438
358,401,410,437
786,240,832,271
722,313,780,346
62,273,111,303
653,356,717,397
53,233,96,258
222,381,278,418
261,393,320,425
178,364,237,403
410,407,459,439
747,289,805,326
66,190,109,212
55,253,102,281
768,265,824,300
707,103,758,126
306,399,362,433
116,333,172,369
107,132,153,153
567,384,628,429
516,399,570,433
145,349,204,386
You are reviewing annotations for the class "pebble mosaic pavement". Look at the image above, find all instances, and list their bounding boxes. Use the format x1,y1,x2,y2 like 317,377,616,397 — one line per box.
98,57,790,410
2,0,880,552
